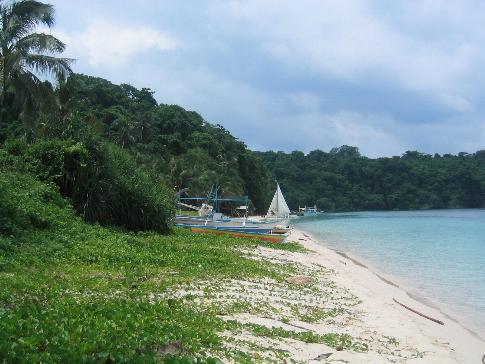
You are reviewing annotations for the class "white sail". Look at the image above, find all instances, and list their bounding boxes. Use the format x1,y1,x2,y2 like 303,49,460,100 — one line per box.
266,183,291,218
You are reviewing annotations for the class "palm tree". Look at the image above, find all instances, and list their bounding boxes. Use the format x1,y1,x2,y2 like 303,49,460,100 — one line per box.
0,0,72,133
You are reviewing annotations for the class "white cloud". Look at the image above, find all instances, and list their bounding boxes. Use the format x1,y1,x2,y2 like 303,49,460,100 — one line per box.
57,21,177,67
213,0,480,111
439,93,474,113
286,111,407,157
287,92,323,112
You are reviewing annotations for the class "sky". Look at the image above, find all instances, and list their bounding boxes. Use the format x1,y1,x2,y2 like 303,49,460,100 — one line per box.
45,0,485,157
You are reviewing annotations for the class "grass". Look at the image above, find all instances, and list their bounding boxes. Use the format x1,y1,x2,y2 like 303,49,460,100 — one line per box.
297,307,346,323
0,170,368,362
231,322,368,351
0,222,301,362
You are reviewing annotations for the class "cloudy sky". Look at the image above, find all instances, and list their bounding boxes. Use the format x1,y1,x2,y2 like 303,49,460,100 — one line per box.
47,0,485,157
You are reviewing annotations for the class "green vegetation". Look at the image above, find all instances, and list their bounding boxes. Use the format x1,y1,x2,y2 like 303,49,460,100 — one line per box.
2,138,175,233
50,73,272,213
0,171,356,362
230,322,368,352
258,146,485,211
2,71,274,214
0,0,72,135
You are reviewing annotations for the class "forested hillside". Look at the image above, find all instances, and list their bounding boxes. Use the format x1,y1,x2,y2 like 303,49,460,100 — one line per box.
3,72,485,216
55,75,273,211
257,146,485,212
2,73,273,214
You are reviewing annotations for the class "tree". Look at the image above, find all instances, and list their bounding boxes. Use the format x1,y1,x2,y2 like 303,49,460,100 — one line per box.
330,145,361,158
0,0,72,134
257,146,485,212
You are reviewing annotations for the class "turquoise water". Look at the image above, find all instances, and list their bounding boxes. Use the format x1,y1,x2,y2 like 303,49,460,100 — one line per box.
293,209,485,336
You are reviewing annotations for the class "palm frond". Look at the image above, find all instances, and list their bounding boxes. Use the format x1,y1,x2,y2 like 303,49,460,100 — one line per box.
10,66,42,98
4,48,22,72
11,67,56,110
15,32,65,54
1,0,72,132
11,0,54,27
5,1,54,41
24,53,73,80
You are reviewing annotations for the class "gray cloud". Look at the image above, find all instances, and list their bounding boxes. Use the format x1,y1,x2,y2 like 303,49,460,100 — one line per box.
47,0,485,156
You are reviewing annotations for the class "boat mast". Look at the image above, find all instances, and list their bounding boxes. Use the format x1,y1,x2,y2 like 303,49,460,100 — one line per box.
275,182,279,214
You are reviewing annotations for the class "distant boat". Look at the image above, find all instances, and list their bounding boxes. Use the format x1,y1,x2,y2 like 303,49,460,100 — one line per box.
298,205,321,216
266,183,291,219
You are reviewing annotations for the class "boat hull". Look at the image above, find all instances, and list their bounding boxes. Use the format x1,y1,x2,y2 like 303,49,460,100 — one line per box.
174,215,287,229
176,224,273,234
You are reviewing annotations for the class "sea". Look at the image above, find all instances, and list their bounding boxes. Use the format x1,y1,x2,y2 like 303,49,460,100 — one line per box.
292,209,485,337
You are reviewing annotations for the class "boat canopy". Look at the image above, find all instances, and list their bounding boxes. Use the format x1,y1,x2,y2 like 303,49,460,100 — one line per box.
266,183,291,218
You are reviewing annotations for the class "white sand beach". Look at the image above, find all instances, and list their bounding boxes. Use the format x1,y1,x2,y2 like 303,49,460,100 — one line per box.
176,228,485,363
275,229,485,363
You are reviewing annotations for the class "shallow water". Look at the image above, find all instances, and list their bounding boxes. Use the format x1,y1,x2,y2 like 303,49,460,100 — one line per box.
293,209,485,336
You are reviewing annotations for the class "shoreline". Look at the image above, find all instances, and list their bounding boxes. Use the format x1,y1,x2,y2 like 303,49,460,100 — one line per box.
297,227,485,342
281,228,485,363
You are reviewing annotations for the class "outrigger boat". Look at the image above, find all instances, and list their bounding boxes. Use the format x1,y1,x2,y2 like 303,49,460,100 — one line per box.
175,224,273,234
175,184,292,243
173,215,285,229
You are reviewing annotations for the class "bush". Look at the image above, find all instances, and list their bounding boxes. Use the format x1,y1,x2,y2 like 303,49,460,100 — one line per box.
0,171,73,250
2,139,175,233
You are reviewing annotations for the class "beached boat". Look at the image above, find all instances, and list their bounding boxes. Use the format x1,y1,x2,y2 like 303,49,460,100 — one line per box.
217,226,274,234
175,184,292,241
175,223,273,234
177,184,250,219
173,215,231,226
173,215,284,229
271,225,293,234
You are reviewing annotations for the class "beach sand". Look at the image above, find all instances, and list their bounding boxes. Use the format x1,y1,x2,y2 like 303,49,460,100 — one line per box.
174,228,485,362
278,229,485,363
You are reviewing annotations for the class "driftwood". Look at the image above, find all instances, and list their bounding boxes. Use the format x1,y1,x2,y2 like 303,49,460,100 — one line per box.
393,298,444,325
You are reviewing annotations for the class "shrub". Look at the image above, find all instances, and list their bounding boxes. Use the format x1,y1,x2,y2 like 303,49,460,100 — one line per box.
0,171,73,250
2,139,175,233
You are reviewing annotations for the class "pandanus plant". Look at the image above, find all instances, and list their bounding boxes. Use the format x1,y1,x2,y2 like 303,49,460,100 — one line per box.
0,0,72,133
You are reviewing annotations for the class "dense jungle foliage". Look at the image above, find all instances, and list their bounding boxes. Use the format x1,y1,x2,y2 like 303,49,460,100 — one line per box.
257,146,485,212
57,74,273,212
1,73,274,214
1,138,175,233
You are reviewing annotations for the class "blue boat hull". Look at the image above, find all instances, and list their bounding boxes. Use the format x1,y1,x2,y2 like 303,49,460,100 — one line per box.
175,224,273,234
